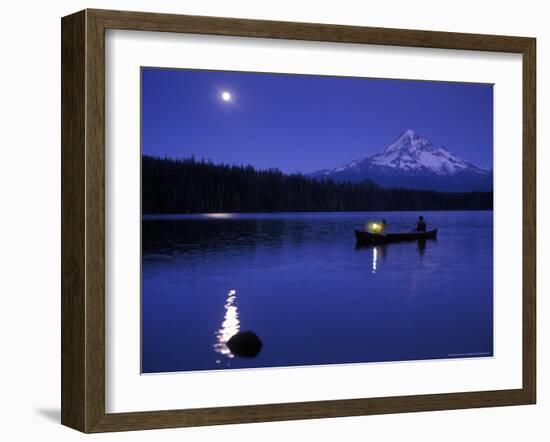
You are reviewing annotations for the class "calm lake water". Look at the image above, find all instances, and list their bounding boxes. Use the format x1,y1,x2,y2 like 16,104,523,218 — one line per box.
142,211,493,373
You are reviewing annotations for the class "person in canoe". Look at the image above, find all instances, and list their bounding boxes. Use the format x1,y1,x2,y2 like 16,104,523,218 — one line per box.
414,215,427,232
356,218,437,245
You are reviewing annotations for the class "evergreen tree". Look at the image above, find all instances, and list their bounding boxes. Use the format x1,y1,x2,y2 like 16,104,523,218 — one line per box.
142,156,493,214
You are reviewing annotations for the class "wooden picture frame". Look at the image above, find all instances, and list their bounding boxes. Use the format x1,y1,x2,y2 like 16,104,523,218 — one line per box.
61,8,536,433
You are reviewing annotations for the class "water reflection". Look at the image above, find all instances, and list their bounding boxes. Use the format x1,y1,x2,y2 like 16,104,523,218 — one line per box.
142,218,300,256
371,246,389,273
213,289,240,362
356,239,430,264
417,239,427,256
142,211,493,373
203,213,236,219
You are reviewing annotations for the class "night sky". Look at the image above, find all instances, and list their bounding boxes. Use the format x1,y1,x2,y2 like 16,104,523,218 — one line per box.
142,68,493,174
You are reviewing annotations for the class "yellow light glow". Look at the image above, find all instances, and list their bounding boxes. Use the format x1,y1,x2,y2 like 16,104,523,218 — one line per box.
366,222,381,233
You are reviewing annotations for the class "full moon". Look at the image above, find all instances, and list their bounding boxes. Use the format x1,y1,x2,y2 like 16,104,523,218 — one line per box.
221,91,231,101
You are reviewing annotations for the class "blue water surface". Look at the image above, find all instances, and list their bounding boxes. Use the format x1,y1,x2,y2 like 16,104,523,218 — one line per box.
142,211,493,373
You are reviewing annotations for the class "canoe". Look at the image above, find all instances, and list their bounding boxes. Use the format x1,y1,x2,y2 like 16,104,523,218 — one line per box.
354,229,438,245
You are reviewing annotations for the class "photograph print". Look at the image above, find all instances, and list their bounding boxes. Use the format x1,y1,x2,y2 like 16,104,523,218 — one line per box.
141,67,493,374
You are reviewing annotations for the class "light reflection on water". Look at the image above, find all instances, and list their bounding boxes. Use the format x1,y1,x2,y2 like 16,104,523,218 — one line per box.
141,210,493,373
203,213,236,219
213,289,240,362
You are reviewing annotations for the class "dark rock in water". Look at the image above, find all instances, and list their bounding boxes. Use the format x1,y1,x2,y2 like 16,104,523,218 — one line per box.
226,331,263,358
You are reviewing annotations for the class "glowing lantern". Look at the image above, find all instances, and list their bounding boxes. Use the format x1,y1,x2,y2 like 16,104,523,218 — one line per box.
365,221,384,233
366,221,381,233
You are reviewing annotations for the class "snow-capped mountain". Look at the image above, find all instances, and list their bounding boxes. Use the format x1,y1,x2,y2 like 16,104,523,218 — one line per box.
308,129,493,192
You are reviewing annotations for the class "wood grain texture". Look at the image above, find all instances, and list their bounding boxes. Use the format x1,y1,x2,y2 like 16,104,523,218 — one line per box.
60,8,537,433
89,8,532,52
84,9,107,432
61,10,86,432
522,38,536,403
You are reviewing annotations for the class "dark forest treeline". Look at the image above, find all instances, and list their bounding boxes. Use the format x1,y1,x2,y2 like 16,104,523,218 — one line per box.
142,156,493,213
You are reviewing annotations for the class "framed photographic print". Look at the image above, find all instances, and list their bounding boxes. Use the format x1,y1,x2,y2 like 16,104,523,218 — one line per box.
61,9,536,433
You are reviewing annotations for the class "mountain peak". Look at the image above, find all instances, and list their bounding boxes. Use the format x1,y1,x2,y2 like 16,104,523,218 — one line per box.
307,130,493,191
393,129,422,145
401,128,419,139
381,129,434,156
